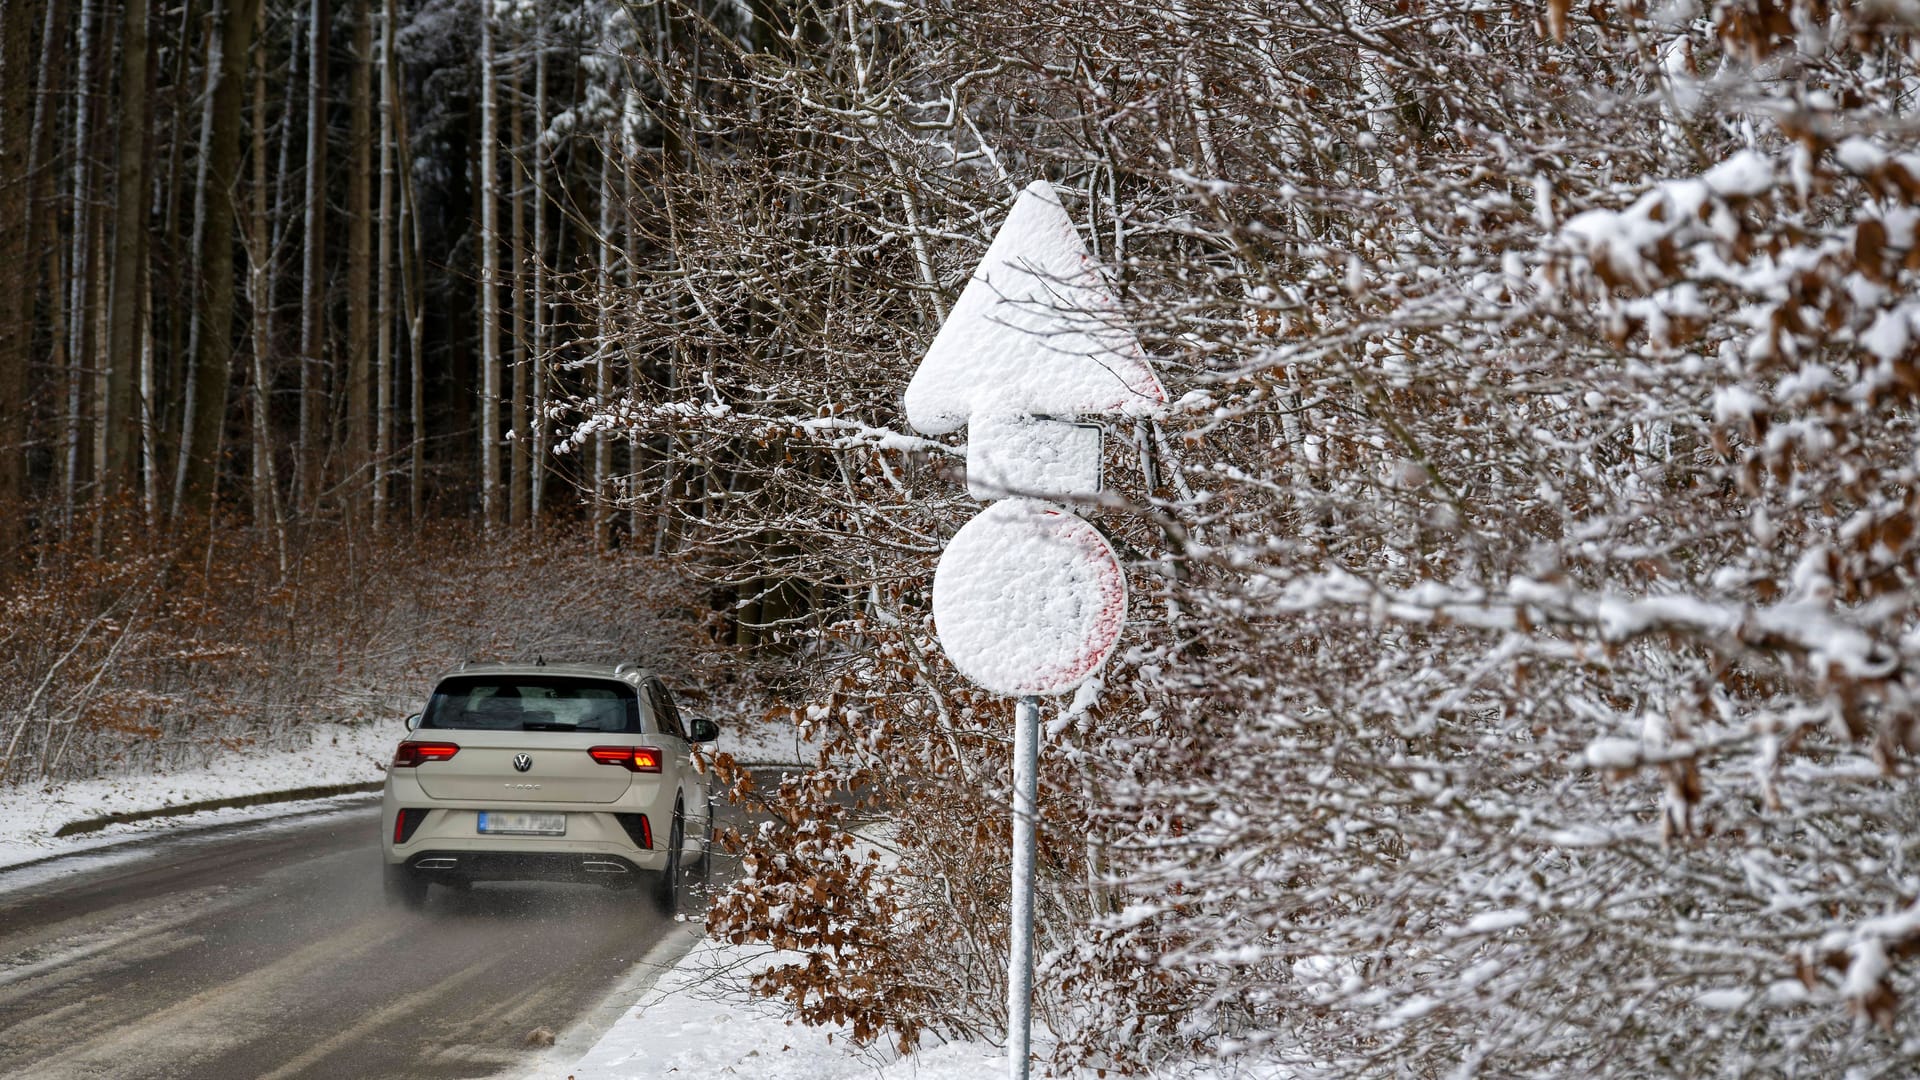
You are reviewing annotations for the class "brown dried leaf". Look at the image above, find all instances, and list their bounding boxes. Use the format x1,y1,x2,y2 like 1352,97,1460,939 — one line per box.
1855,219,1888,283
1546,0,1570,43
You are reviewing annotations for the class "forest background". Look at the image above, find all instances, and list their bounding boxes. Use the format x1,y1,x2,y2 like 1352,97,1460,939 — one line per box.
5,0,1920,1075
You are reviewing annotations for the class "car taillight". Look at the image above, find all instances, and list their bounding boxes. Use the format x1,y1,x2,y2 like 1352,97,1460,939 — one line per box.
392,741,460,767
588,746,662,772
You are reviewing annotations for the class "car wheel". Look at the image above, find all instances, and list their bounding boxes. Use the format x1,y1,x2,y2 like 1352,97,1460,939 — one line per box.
651,807,684,914
384,863,428,909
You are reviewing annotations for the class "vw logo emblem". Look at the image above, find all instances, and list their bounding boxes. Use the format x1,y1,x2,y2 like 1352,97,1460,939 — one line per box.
512,754,533,773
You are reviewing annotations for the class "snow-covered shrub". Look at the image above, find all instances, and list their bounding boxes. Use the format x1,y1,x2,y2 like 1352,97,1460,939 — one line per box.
580,0,1920,1072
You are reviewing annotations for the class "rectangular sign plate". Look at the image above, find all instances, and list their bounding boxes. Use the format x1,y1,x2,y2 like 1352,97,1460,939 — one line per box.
966,415,1105,500
477,811,567,836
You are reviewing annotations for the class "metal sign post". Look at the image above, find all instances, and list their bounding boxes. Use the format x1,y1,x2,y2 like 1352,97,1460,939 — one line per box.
933,502,1124,1079
902,180,1164,1080
1008,694,1040,1080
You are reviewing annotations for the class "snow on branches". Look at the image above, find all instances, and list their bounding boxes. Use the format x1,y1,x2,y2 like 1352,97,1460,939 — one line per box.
567,0,1920,1072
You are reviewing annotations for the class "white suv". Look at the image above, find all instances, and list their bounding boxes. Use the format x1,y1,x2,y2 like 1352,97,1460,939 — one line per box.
381,663,717,910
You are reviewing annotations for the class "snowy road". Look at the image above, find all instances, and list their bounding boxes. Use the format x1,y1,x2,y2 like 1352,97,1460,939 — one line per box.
0,797,698,1079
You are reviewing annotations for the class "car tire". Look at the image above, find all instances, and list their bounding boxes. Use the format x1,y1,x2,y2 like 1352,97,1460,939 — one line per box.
384,863,428,909
650,807,683,914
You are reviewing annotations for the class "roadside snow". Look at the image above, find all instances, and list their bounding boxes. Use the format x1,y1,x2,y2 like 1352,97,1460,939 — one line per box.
548,933,1296,1080
716,714,817,766
0,720,397,870
542,936,1018,1080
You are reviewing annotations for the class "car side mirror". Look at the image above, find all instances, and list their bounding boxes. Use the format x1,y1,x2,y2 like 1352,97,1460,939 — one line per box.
688,718,719,744
405,712,422,732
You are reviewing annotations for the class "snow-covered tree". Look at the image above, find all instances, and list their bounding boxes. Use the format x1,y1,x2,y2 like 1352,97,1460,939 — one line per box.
581,0,1920,1072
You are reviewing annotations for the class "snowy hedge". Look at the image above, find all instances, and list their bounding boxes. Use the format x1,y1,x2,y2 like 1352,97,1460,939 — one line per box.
575,0,1920,1073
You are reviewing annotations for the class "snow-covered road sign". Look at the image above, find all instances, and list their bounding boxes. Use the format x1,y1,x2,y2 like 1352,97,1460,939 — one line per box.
904,179,1161,1080
964,414,1105,501
906,178,1162,695
906,179,1164,502
932,498,1128,696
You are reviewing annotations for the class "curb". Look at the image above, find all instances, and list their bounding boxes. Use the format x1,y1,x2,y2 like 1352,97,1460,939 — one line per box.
53,781,385,837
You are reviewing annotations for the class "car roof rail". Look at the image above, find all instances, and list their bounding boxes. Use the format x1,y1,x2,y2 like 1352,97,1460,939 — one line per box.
613,661,640,675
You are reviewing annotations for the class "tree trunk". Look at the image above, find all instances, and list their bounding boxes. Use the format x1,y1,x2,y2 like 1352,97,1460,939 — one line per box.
509,66,529,530
139,285,156,519
345,0,372,529
175,0,263,517
246,0,287,568
152,0,196,519
63,0,100,530
374,0,395,534
247,10,271,528
22,0,63,294
392,47,424,522
101,0,149,502
592,150,614,550
257,3,303,526
477,0,500,531
43,191,67,521
621,135,642,547
21,0,66,523
27,0,66,526
296,0,328,516
530,8,547,530
85,199,109,519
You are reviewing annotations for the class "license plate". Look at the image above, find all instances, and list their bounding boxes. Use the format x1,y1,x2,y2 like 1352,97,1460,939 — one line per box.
477,811,566,836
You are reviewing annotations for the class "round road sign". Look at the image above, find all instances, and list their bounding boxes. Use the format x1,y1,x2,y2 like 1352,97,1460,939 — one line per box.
931,498,1127,697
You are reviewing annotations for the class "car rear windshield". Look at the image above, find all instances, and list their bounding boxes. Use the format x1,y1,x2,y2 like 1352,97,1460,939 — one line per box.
420,676,641,733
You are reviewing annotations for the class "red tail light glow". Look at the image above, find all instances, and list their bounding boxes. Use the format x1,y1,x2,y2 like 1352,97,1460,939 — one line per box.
392,741,461,767
588,746,662,772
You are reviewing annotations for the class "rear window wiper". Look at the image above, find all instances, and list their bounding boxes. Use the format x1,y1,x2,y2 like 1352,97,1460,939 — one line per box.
518,722,580,732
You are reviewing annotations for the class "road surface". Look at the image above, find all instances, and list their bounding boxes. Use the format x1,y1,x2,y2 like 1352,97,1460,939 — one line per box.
0,797,699,1079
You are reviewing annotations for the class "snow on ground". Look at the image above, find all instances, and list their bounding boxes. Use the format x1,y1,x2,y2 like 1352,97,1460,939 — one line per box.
0,720,398,870
537,936,1016,1080
545,933,1288,1080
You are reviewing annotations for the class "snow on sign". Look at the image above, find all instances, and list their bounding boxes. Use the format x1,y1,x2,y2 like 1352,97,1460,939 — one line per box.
932,499,1128,697
905,182,1159,1080
965,414,1105,501
905,179,1165,433
908,179,1159,697
906,179,1165,501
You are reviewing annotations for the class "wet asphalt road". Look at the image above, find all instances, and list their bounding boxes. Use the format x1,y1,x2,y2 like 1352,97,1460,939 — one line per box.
0,798,700,1079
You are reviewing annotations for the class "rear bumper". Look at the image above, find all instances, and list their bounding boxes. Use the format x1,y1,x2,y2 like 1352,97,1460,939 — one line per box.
398,849,651,884
380,770,708,881
381,803,668,873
